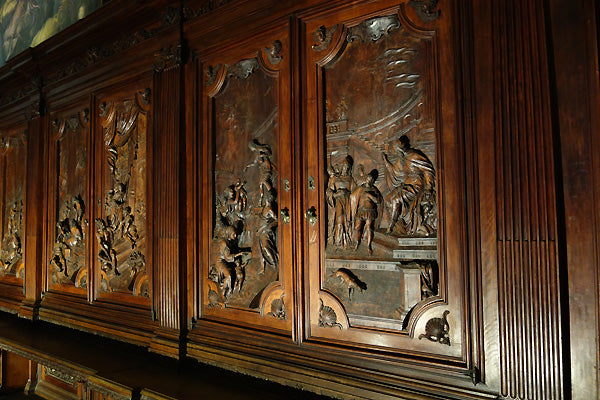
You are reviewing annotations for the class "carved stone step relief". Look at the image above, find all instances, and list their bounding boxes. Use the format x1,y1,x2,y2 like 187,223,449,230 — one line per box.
320,14,438,331
48,111,89,288
96,91,150,298
209,57,280,310
0,130,27,280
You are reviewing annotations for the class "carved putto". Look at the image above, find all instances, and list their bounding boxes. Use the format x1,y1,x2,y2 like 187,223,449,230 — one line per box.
1,201,23,273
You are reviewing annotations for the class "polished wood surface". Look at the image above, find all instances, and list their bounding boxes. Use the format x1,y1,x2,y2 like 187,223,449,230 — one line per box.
0,0,596,398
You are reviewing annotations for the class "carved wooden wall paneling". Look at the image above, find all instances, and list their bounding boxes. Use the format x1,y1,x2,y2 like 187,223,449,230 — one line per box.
194,28,294,336
45,105,91,297
152,64,182,354
94,87,152,305
0,126,27,310
547,0,600,398
301,0,474,374
489,0,563,399
0,0,596,398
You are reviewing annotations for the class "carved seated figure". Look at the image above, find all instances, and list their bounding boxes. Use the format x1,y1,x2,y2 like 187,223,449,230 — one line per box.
383,135,436,236
214,226,250,299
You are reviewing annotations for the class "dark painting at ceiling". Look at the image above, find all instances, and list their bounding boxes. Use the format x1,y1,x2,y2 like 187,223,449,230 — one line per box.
0,0,105,67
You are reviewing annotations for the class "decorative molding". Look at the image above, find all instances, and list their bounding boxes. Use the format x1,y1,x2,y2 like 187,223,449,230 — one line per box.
347,15,400,43
408,0,441,22
86,381,131,400
44,366,76,386
183,0,235,21
229,58,260,79
205,64,222,86
153,44,183,73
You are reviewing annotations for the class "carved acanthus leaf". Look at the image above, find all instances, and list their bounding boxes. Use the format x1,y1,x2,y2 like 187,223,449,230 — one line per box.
229,58,260,80
347,15,401,43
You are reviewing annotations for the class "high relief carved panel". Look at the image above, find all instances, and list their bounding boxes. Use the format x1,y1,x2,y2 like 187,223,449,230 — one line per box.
319,14,438,331
201,37,292,327
0,130,27,281
208,59,280,311
96,91,150,299
48,110,90,290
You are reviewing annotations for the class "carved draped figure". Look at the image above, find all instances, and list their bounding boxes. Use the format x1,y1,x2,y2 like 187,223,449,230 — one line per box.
384,143,435,236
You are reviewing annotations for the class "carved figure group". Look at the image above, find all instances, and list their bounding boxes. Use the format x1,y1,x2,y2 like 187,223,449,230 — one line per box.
1,201,22,271
213,226,250,299
383,135,436,236
327,156,383,254
50,196,85,277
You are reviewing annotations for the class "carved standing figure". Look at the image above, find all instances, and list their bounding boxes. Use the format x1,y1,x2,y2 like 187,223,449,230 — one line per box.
383,135,435,236
96,218,119,276
214,226,249,299
248,140,275,207
326,155,356,249
258,191,278,273
350,169,383,255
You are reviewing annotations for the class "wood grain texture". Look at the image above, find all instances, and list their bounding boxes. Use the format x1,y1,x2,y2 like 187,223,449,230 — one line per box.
491,0,563,398
153,66,182,331
547,0,600,398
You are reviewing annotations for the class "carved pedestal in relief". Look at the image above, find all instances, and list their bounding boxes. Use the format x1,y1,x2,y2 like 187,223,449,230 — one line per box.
0,130,27,281
208,56,281,312
316,13,440,331
48,111,89,289
95,90,150,299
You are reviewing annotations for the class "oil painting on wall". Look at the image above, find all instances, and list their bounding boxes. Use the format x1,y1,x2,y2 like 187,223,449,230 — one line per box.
0,0,104,67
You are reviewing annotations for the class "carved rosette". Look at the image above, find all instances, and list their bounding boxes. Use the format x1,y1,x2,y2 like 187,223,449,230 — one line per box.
96,90,150,298
318,13,439,332
0,131,27,278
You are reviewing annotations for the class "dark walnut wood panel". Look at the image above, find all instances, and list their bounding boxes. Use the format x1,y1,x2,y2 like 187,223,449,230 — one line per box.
489,0,564,399
0,126,28,312
302,0,473,370
193,28,294,335
45,104,91,298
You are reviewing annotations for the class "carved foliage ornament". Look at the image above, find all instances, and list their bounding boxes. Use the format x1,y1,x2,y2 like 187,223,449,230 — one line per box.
347,15,401,43
408,0,441,22
319,299,343,329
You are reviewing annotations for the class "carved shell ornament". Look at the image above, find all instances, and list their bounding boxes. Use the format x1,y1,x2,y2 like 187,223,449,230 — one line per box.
319,299,343,329
419,310,450,345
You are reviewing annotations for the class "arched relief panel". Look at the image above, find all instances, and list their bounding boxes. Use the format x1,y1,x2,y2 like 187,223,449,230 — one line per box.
0,127,27,286
93,88,152,306
198,30,293,334
45,106,91,297
303,1,470,364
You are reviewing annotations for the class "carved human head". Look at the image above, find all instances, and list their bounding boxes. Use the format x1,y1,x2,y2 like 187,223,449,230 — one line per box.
224,226,237,241
398,135,411,151
340,155,353,175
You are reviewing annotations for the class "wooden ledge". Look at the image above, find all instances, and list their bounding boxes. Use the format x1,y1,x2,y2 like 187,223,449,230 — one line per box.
0,312,330,399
